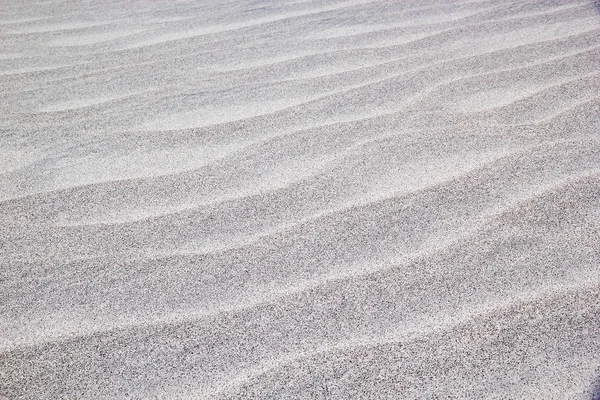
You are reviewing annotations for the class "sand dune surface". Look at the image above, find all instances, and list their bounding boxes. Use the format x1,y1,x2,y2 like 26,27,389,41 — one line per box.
1,0,600,399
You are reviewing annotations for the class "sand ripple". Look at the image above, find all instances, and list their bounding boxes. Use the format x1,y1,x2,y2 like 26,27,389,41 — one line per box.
1,0,599,399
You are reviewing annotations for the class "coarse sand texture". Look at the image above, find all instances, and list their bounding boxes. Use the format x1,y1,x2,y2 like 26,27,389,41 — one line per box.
1,0,600,399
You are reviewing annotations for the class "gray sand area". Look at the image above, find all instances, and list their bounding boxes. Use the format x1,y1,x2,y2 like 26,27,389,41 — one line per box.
1,0,600,398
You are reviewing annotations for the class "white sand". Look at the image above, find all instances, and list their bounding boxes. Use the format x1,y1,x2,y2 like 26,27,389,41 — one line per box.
1,0,600,399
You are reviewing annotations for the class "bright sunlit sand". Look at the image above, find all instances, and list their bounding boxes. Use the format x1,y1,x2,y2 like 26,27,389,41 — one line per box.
1,0,600,399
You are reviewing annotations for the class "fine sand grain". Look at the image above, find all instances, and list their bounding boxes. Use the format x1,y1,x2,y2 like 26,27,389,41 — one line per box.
1,0,600,399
